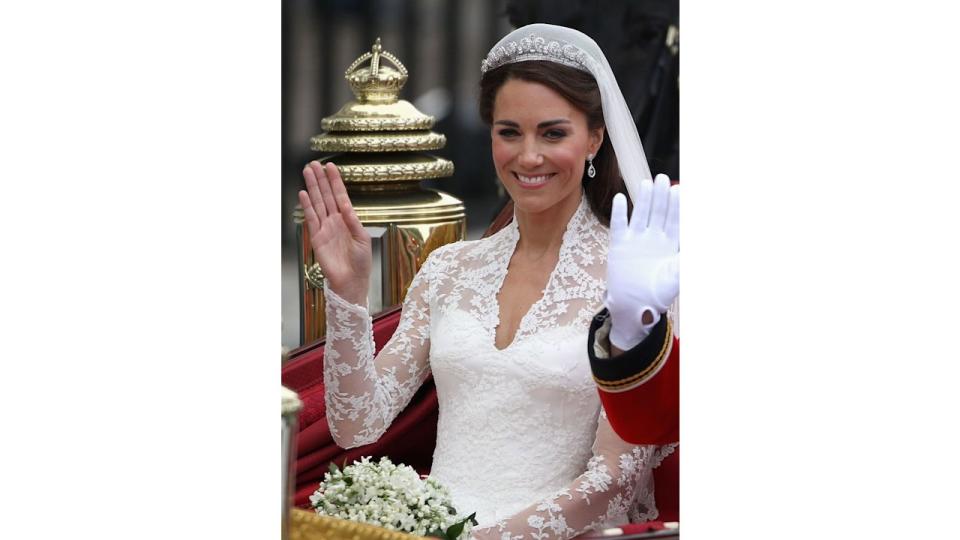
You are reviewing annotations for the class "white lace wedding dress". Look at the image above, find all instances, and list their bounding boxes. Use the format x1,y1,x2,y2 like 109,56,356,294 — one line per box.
323,196,676,539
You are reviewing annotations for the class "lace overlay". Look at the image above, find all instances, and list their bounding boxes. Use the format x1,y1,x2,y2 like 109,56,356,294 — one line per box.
323,196,676,539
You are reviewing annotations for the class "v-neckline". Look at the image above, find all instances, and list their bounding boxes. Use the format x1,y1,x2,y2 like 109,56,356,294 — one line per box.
489,197,585,352
491,240,559,352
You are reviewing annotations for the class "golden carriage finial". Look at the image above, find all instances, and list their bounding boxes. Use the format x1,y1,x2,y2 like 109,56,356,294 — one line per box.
344,37,409,104
297,39,465,346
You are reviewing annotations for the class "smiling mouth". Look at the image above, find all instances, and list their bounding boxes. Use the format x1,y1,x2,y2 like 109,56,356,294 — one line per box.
513,172,555,186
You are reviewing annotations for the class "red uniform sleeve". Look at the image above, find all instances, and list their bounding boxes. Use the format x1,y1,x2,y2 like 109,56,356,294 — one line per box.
588,310,679,445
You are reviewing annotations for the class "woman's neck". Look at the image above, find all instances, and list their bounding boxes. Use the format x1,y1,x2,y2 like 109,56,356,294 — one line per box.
513,190,583,259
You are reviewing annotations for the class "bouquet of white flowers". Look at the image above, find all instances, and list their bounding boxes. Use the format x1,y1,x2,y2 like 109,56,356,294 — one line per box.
309,456,477,540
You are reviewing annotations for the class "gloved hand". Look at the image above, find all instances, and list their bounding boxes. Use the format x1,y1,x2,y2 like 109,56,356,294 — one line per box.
606,174,679,350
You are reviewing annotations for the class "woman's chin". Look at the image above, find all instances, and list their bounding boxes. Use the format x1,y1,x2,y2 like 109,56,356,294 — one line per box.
510,194,563,216
510,186,582,215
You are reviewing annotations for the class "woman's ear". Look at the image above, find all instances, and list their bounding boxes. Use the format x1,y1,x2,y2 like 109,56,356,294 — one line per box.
589,127,605,156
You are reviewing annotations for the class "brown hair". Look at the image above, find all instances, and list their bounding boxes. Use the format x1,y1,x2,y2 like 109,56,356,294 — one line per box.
479,61,629,226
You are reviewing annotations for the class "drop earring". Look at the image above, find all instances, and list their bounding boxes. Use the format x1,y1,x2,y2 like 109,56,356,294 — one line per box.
586,154,596,178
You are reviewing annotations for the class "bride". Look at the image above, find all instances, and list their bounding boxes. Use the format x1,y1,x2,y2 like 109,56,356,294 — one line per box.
297,24,680,539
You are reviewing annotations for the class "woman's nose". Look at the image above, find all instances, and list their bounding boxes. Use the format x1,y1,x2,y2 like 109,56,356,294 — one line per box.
518,140,543,168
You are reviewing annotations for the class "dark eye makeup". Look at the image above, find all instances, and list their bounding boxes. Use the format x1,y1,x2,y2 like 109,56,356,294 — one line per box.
495,128,568,140
544,129,567,140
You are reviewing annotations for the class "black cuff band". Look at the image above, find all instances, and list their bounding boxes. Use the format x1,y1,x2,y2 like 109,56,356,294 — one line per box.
589,309,672,392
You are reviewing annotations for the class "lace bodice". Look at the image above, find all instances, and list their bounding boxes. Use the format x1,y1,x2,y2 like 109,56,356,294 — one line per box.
323,196,676,539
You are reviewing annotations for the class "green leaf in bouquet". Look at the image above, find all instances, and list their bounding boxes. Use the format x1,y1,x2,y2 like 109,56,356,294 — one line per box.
426,529,446,539
328,461,340,475
443,512,477,540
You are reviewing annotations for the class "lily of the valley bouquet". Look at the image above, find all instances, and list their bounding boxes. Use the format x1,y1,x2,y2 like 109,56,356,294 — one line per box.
310,456,477,540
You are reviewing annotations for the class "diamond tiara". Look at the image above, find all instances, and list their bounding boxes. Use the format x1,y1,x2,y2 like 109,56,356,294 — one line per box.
480,34,595,74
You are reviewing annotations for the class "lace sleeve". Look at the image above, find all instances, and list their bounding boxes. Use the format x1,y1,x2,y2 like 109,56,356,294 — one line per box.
323,250,440,448
470,411,677,540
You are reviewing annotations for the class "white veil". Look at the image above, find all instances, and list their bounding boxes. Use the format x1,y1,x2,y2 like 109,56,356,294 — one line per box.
481,23,654,203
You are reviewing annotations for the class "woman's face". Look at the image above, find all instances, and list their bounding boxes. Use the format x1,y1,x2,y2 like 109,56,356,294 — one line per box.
491,78,603,217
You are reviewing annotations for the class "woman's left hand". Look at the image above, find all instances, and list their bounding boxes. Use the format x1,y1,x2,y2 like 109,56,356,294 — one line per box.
606,174,679,350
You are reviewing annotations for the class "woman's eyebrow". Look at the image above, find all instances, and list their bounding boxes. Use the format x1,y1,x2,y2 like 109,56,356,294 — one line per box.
537,119,571,128
493,119,571,128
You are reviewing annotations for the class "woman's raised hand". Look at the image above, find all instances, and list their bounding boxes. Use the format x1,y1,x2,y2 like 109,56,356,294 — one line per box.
298,161,372,306
606,174,679,350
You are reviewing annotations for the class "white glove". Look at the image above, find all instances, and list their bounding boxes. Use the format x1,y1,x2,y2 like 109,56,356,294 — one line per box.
606,174,679,350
